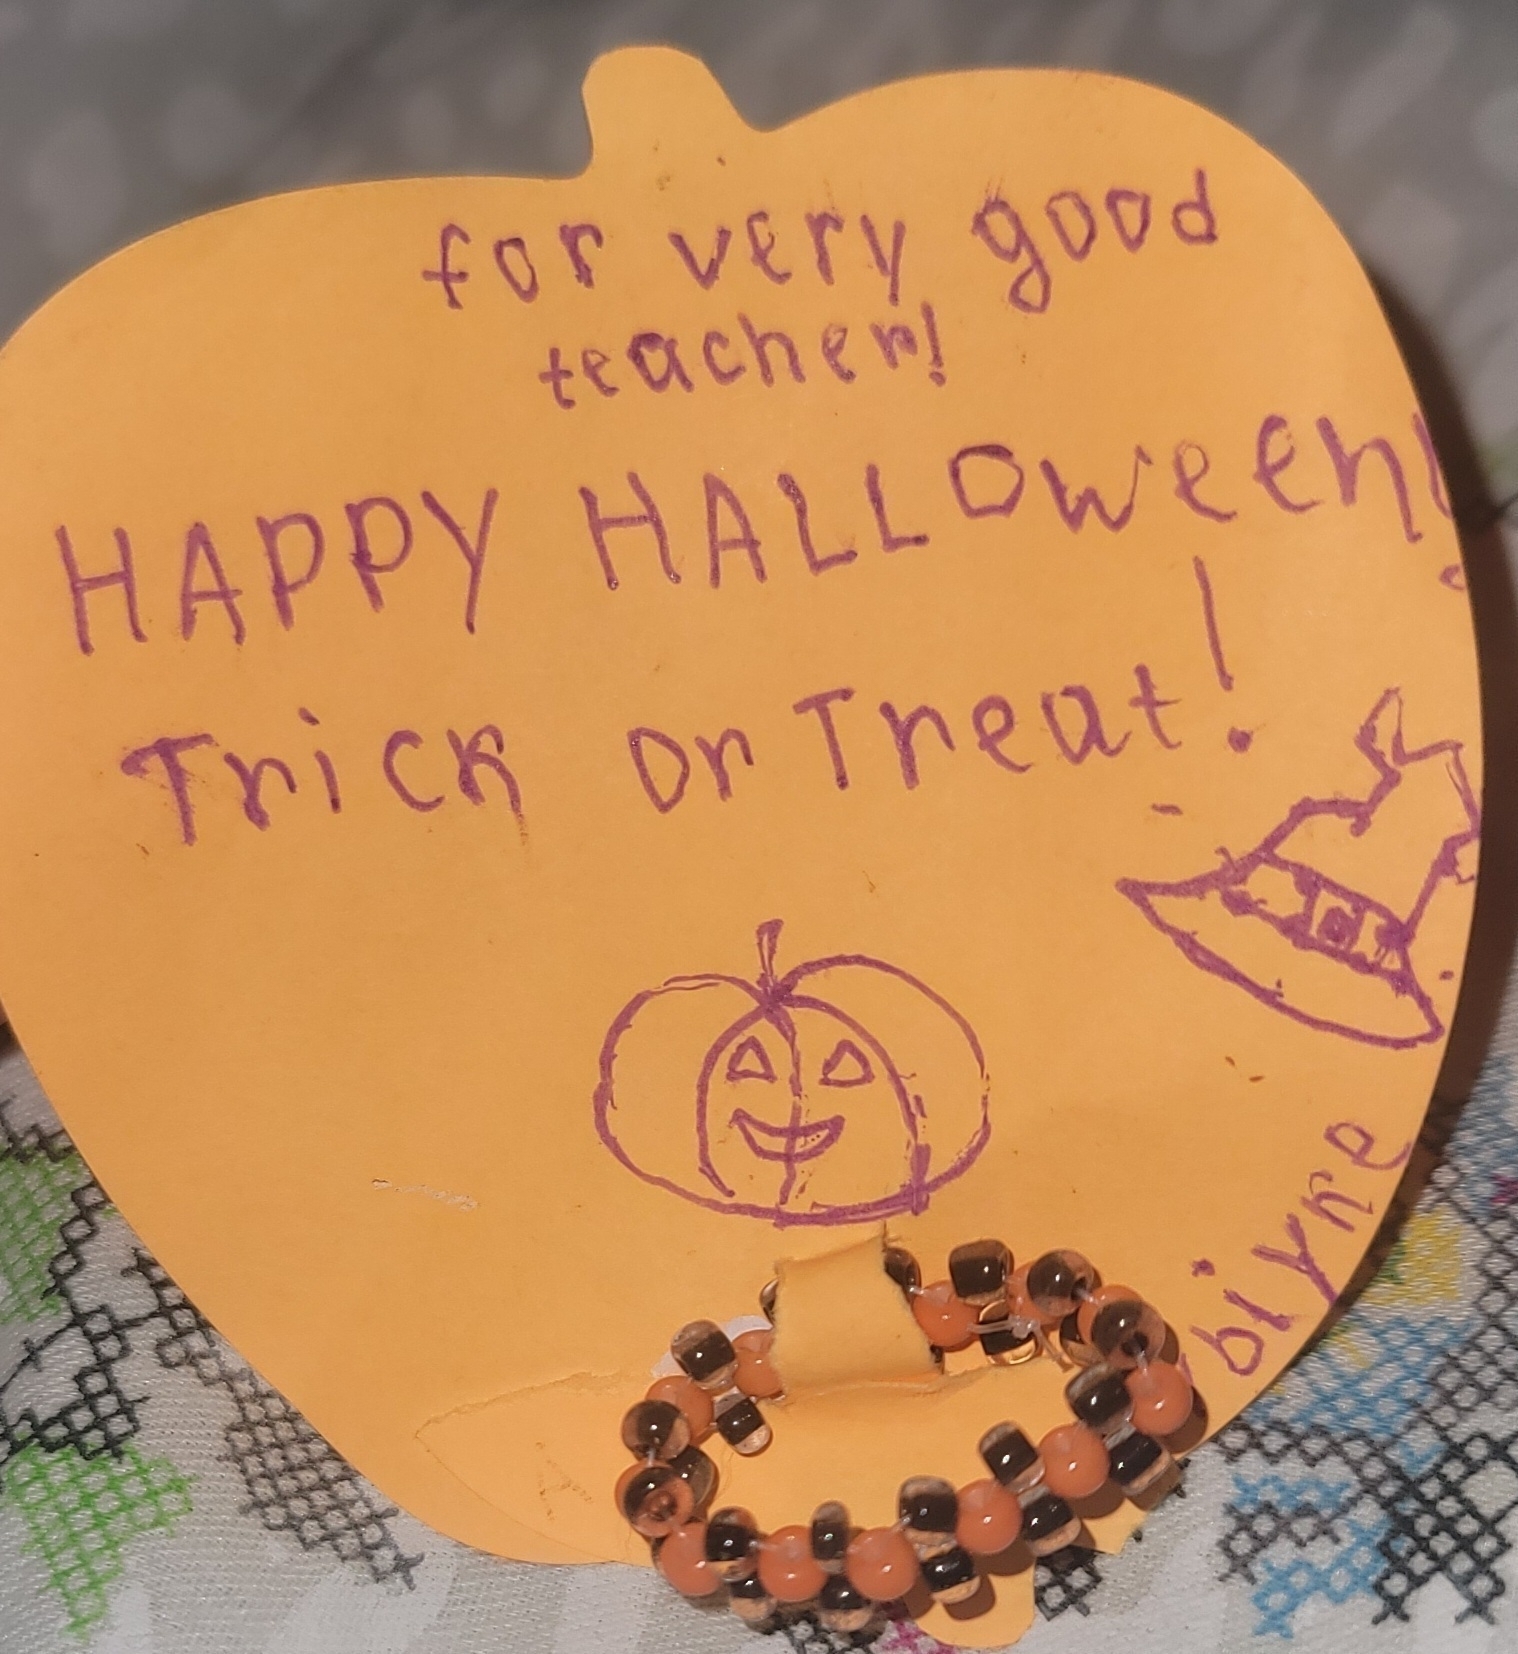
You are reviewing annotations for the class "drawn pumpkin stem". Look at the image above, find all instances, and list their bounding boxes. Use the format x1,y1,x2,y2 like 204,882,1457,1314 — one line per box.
755,918,784,993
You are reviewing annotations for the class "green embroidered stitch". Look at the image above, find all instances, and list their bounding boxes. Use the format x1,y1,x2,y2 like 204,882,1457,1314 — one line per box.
5,1442,193,1635
0,1149,85,1323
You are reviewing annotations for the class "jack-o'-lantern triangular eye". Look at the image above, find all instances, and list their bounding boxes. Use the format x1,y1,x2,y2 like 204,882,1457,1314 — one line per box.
820,1038,875,1088
725,1034,777,1083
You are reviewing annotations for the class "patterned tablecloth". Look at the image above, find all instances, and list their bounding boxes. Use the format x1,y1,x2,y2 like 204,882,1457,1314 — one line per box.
3,3,1518,1651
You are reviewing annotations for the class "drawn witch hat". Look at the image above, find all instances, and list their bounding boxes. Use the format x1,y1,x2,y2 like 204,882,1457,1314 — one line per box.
1117,690,1480,1050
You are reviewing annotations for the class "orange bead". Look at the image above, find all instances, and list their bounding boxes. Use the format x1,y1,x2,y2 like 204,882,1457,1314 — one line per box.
734,1330,785,1400
911,1280,980,1349
646,1374,714,1439
1127,1360,1194,1435
658,1522,722,1597
758,1524,828,1603
1076,1283,1138,1343
955,1478,1023,1555
1038,1423,1110,1501
846,1525,922,1602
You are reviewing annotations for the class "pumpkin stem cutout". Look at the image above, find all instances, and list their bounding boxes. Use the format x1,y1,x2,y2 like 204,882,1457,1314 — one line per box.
593,920,991,1226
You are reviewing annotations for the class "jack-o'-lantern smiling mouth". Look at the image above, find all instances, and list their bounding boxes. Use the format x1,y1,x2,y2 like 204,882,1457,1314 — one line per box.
729,1108,845,1163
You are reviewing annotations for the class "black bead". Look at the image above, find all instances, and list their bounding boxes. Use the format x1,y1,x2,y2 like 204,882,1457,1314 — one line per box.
898,1477,958,1533
883,1247,922,1295
1108,1429,1163,1487
948,1238,1010,1303
621,1399,685,1459
759,1279,778,1321
979,1422,1039,1486
1091,1298,1164,1363
1020,1492,1076,1548
715,1394,766,1448
1066,1368,1132,1432
979,1322,1036,1359
1027,1250,1089,1307
1059,1311,1097,1364
668,1445,716,1508
921,1546,978,1593
676,1327,737,1384
810,1501,850,1562
820,1574,869,1614
705,1509,758,1567
619,1464,674,1524
727,1570,769,1600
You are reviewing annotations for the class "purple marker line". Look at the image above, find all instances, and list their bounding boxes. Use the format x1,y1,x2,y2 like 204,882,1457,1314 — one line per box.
1118,688,1480,1049
1192,555,1234,692
591,920,990,1228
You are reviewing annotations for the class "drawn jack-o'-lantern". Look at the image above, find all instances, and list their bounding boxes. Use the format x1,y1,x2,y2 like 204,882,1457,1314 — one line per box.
594,919,989,1223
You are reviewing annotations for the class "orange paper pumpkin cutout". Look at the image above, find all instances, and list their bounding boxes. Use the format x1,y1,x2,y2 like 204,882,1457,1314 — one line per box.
0,46,1481,1648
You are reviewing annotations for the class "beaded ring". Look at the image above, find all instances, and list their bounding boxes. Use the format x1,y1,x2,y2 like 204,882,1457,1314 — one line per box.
615,1239,1197,1634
